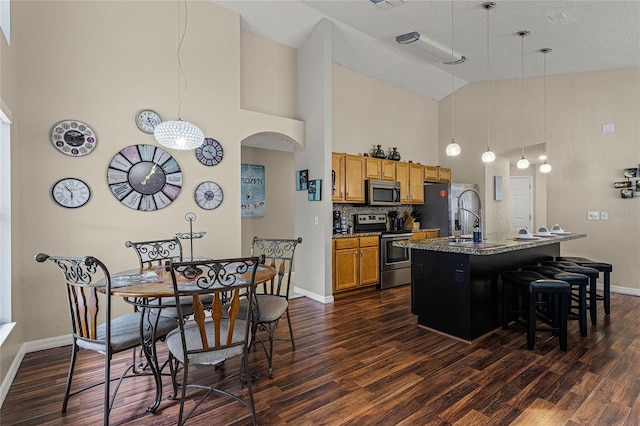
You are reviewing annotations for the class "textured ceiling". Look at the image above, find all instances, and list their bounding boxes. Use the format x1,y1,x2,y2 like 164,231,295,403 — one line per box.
215,0,640,101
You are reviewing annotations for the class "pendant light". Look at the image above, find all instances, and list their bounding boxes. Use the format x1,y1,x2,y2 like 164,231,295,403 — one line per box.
516,30,530,169
445,0,461,157
154,0,204,150
539,47,552,173
481,2,496,163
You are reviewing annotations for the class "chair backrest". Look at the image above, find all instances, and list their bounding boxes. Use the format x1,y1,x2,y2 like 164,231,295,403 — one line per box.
125,238,183,271
35,253,111,345
250,237,302,299
167,256,260,353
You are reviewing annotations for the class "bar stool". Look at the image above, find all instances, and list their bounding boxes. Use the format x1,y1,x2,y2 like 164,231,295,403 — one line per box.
522,265,588,336
501,271,570,351
542,261,600,324
557,256,612,314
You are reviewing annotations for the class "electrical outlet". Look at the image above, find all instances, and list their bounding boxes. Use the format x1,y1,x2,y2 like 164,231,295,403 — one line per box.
587,211,600,220
601,211,609,220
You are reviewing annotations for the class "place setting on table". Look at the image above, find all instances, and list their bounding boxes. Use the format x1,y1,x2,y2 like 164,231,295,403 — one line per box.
514,223,572,241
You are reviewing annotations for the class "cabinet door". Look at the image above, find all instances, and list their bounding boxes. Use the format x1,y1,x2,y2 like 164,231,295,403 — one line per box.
409,163,425,204
332,153,345,202
365,157,382,179
396,162,411,203
359,245,380,286
381,160,396,181
425,166,438,182
344,155,365,203
334,248,359,291
438,167,451,182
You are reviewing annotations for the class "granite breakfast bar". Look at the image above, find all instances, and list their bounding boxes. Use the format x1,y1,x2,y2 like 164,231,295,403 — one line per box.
395,233,586,342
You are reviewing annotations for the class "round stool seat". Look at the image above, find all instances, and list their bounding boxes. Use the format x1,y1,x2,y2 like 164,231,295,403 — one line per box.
557,256,612,272
529,279,570,294
542,261,599,277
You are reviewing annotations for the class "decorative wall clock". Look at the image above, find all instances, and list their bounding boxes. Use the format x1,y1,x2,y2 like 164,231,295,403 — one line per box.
50,120,97,156
107,144,182,211
51,177,91,208
135,110,162,134
194,181,224,210
195,137,224,166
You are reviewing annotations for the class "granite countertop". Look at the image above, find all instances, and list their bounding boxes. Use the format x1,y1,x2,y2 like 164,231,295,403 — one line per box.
332,228,440,239
394,232,587,256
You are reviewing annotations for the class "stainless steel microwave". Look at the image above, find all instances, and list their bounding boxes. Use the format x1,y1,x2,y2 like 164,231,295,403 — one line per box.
366,179,401,206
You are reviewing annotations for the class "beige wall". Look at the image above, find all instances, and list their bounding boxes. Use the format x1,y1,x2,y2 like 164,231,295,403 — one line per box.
332,64,438,164
441,69,640,291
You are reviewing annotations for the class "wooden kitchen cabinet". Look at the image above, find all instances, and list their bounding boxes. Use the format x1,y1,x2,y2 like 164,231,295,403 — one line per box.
425,166,451,183
365,157,396,181
333,153,365,203
413,230,440,239
333,235,379,293
396,162,424,204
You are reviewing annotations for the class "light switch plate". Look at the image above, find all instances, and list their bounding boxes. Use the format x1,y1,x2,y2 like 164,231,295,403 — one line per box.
587,211,600,220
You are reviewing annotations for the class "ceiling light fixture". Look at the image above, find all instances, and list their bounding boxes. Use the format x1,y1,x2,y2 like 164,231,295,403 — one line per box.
396,32,466,65
154,0,204,150
481,2,496,163
445,0,461,157
516,30,530,169
539,47,552,173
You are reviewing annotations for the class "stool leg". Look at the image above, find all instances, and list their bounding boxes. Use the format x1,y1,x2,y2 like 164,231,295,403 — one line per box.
589,276,597,325
527,292,536,350
502,279,511,329
559,293,568,351
577,285,587,337
604,271,610,314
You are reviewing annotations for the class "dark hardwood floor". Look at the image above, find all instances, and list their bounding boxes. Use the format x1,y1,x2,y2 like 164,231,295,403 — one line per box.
2,285,640,425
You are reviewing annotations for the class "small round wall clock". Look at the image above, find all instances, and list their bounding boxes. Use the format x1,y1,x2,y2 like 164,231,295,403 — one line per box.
50,120,97,156
135,110,162,134
194,181,224,210
195,138,224,166
107,144,182,211
51,178,91,208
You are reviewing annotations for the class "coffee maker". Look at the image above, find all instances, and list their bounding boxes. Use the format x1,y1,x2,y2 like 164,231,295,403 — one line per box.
333,211,348,234
388,210,404,232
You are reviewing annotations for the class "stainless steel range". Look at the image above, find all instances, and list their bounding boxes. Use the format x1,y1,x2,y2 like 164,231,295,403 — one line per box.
353,214,412,289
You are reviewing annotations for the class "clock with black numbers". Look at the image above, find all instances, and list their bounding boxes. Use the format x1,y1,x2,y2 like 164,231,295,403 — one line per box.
195,138,224,166
107,144,182,211
50,120,97,156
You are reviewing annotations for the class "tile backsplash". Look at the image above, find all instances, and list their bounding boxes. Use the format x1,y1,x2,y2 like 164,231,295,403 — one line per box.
333,204,414,230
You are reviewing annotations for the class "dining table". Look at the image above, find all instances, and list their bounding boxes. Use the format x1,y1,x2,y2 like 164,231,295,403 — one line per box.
103,263,277,413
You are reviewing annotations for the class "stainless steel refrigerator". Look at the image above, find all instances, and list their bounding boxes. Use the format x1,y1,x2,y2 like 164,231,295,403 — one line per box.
413,182,479,238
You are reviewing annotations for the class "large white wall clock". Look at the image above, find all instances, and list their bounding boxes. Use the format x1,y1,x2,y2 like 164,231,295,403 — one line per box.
107,144,182,211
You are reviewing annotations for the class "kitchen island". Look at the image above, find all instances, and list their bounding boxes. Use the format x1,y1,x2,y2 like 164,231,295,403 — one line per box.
395,233,586,342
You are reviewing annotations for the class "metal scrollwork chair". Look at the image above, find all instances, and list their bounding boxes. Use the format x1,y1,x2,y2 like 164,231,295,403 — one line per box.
35,253,177,426
165,256,260,426
249,236,302,378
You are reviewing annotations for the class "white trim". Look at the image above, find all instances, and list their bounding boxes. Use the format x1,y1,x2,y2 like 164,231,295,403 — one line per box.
608,284,640,297
0,328,22,409
293,286,334,304
23,334,73,353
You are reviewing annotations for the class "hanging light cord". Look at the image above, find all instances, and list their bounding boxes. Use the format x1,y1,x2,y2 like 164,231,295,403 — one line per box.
543,49,547,151
486,6,490,150
520,32,525,158
176,0,189,120
450,0,455,142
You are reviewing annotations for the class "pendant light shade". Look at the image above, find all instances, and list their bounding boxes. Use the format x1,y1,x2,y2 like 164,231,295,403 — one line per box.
481,1,496,163
154,119,204,150
155,0,204,150
539,47,552,173
445,0,461,157
517,30,530,169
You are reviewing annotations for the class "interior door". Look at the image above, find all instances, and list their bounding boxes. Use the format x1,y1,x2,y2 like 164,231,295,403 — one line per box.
509,176,533,231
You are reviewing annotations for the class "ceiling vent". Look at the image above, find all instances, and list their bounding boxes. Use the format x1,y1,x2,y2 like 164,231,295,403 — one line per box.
396,31,466,65
370,0,406,10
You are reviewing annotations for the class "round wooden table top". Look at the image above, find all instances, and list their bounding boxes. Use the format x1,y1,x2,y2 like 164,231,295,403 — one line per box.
107,264,276,298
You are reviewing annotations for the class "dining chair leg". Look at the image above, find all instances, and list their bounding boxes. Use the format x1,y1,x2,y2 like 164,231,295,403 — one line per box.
286,308,296,351
62,344,79,413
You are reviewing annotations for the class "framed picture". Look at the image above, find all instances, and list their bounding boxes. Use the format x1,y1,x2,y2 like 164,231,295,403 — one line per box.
614,181,632,189
623,167,638,178
296,170,308,191
241,164,265,217
308,179,322,201
621,188,634,199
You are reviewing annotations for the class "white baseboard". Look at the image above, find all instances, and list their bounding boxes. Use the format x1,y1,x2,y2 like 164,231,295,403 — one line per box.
609,284,640,297
293,286,334,304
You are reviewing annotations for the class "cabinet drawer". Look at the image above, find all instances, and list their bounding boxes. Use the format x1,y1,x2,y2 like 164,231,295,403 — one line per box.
359,236,379,247
413,232,427,240
335,238,359,250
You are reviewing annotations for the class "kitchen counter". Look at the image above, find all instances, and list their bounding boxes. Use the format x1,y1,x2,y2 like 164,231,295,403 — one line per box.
332,228,439,239
395,232,586,255
401,231,587,341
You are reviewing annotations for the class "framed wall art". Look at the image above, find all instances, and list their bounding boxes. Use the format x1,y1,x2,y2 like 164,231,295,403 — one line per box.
296,169,308,190
308,179,322,201
241,164,265,217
